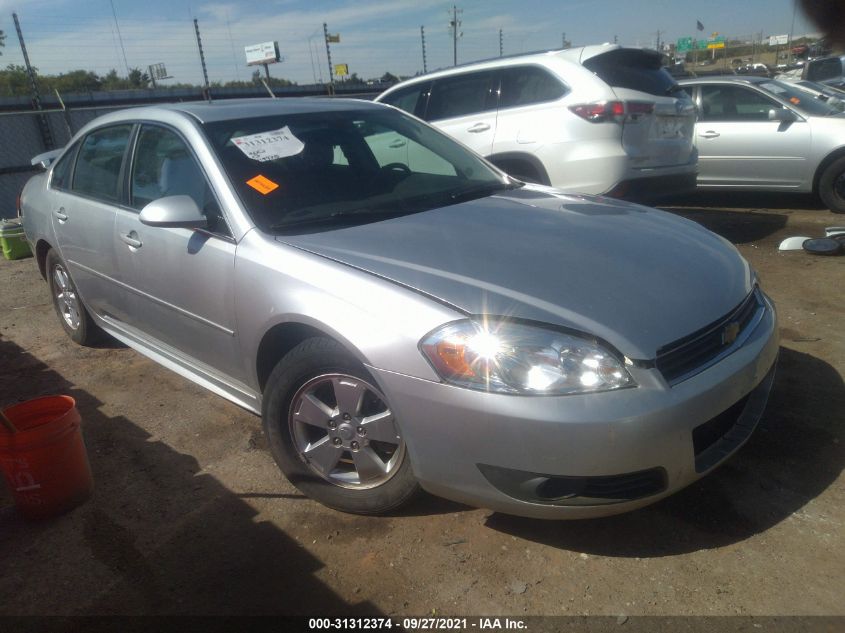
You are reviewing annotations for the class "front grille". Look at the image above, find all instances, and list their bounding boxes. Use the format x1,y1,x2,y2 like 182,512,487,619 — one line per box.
477,463,667,506
656,289,763,384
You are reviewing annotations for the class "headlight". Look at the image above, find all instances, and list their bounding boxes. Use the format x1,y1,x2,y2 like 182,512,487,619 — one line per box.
420,319,635,395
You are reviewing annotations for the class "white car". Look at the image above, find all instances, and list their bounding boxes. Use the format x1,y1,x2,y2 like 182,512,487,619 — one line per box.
375,45,698,200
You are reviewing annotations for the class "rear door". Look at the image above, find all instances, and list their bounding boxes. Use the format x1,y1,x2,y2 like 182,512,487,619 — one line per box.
583,49,696,169
51,124,134,321
492,64,569,153
424,70,499,157
692,83,811,188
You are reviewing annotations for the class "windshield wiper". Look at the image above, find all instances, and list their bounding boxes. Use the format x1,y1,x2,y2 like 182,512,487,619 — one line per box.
270,206,405,231
448,180,522,204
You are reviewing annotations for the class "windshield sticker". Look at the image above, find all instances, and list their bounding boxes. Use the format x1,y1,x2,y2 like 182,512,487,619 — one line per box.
231,126,304,162
246,174,280,195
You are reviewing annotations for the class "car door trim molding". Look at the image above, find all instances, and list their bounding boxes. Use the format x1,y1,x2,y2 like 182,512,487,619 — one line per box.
68,258,235,336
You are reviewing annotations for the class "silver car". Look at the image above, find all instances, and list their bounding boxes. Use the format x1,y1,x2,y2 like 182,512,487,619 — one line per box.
20,99,778,519
678,75,845,213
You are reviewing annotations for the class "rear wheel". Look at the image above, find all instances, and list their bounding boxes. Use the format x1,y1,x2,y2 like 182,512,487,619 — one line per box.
818,156,845,214
262,337,420,514
45,249,101,345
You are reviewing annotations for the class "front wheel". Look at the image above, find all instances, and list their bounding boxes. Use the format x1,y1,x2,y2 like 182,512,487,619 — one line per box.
45,249,101,345
262,337,420,514
818,156,845,213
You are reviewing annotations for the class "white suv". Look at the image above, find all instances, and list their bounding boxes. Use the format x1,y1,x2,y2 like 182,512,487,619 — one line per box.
376,45,698,200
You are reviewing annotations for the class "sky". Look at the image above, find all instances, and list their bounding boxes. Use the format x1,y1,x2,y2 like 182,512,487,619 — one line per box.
0,0,820,86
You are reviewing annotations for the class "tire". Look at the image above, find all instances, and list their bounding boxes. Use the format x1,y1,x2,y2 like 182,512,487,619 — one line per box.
492,159,545,185
262,337,420,515
818,156,845,214
45,249,102,346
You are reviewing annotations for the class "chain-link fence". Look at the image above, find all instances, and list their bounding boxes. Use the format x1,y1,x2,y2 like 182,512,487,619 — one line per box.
0,105,127,219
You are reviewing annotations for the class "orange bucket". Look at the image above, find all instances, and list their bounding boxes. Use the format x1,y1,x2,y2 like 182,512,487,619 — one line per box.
0,396,93,520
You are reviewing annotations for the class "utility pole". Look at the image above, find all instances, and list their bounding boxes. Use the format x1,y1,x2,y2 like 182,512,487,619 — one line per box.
194,19,210,101
13,12,53,150
562,32,566,48
449,5,462,66
656,29,662,51
323,22,335,95
499,29,503,57
614,34,618,44
421,26,427,73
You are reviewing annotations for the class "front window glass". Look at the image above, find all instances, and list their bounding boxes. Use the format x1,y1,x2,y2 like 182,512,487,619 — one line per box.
72,125,133,202
699,85,778,121
425,71,498,121
202,108,515,233
130,125,229,235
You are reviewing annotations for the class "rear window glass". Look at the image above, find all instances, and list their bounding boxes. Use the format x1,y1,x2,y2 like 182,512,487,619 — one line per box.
426,71,498,121
499,66,568,108
72,125,133,202
583,49,678,97
50,142,79,190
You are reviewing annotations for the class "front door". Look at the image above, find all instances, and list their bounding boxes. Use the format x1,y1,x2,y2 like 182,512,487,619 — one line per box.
426,70,499,158
113,124,243,381
694,84,812,189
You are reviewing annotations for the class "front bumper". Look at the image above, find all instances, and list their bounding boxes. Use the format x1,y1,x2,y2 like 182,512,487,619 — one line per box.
370,294,779,519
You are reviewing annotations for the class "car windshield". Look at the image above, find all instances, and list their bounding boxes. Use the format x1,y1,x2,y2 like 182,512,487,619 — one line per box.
202,107,516,232
756,80,842,116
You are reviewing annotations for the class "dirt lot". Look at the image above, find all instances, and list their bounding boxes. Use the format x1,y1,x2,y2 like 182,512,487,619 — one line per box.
0,193,842,618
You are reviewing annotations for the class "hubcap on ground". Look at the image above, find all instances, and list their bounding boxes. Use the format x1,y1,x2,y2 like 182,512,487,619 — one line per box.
52,264,80,330
289,373,404,489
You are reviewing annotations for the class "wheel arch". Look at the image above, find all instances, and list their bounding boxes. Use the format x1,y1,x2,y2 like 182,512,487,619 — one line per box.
486,152,552,186
35,239,53,280
255,319,370,394
812,146,845,194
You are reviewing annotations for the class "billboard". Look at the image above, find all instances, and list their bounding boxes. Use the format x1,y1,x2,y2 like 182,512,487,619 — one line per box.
334,64,349,77
245,41,281,66
769,34,789,46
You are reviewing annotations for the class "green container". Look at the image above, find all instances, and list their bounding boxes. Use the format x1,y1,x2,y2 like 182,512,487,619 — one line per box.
0,219,32,261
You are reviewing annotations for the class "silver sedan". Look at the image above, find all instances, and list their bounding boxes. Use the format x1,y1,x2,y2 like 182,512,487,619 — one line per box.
679,75,845,213
20,99,778,519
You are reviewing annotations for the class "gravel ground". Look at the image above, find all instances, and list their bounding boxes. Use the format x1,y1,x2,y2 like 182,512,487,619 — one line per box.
0,193,842,617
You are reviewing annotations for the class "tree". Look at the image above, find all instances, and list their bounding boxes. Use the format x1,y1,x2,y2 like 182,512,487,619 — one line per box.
0,29,6,54
380,71,399,83
126,67,150,88
0,64,32,96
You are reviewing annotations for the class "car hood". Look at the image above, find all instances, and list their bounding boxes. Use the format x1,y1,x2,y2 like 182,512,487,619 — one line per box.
277,187,752,359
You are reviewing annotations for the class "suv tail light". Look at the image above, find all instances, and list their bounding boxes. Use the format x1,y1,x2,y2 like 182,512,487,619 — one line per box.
569,100,655,123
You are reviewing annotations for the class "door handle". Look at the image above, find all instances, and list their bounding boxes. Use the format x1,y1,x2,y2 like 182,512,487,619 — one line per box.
699,130,720,138
119,232,142,249
467,122,491,133
388,139,407,148
54,208,68,222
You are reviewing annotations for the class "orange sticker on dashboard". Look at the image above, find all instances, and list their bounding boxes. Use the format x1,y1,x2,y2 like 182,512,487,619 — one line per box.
246,174,279,194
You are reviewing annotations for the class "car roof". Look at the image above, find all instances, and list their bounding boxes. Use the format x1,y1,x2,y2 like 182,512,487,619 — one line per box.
378,44,627,91
677,75,770,85
114,97,385,124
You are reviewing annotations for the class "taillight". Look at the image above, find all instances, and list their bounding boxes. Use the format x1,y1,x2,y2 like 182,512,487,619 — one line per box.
569,100,654,123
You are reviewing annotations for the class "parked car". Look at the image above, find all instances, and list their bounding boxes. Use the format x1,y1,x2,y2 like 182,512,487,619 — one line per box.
678,76,845,212
375,45,698,201
780,78,845,112
803,54,845,89
21,99,778,519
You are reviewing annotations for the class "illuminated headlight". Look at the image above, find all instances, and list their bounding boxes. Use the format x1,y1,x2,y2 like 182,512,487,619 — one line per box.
420,320,635,395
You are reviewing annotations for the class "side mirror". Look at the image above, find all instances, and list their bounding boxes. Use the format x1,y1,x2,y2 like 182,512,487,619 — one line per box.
768,107,797,122
139,195,208,229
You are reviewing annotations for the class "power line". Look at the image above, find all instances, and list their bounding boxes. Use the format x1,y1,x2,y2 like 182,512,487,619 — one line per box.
108,0,130,74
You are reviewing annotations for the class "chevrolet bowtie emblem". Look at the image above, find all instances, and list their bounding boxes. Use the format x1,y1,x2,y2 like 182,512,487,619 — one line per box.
722,321,740,346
